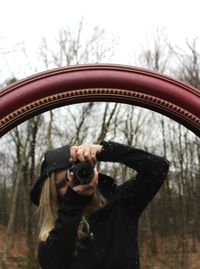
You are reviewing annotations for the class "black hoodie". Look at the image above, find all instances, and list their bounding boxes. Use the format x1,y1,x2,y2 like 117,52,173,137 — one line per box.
38,141,169,269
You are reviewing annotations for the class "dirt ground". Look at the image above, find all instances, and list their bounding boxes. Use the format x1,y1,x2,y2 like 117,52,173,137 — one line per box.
1,224,200,269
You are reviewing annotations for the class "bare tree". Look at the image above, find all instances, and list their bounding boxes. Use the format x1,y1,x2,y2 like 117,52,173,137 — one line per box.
2,116,42,268
39,18,116,68
1,21,117,269
173,39,200,89
139,29,172,73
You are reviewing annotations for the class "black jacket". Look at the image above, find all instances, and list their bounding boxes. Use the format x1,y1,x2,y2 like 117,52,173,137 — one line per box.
38,141,169,269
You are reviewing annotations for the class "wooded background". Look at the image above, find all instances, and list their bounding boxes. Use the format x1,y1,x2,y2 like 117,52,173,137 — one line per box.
0,23,200,269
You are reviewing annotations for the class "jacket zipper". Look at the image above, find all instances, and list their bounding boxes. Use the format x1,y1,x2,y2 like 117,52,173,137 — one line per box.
90,231,101,268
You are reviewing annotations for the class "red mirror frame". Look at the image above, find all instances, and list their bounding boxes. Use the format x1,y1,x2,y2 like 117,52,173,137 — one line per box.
0,64,200,137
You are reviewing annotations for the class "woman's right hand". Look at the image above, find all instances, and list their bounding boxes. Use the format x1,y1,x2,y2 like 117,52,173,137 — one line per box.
70,144,102,165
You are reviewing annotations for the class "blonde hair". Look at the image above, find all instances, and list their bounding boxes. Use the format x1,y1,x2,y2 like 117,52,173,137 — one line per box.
37,173,107,246
37,173,59,241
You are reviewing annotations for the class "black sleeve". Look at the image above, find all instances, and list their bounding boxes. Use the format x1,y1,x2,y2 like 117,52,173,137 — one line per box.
38,187,92,269
97,141,170,215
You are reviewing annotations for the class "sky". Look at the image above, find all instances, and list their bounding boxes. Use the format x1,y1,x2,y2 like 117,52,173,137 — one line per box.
1,0,200,84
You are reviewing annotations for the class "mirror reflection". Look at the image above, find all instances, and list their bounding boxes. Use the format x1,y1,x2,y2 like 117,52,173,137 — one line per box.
0,102,199,269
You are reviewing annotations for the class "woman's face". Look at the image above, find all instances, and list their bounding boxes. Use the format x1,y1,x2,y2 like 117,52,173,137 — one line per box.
54,170,69,198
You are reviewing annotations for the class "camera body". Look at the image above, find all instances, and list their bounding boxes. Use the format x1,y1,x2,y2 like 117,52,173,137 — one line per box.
69,161,94,185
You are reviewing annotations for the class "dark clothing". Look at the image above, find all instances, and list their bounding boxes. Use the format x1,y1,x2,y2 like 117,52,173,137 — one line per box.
38,141,169,269
31,145,71,206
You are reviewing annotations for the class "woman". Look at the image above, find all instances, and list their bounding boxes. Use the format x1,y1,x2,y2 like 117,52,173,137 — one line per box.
31,141,169,269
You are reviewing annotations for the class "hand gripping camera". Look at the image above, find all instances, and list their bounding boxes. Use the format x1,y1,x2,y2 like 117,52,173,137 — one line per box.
69,161,94,185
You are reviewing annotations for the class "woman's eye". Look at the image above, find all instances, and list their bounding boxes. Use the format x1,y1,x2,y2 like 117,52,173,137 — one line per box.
56,180,67,190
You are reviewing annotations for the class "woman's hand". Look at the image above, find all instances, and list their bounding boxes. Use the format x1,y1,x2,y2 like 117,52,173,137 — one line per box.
67,167,99,196
70,144,102,165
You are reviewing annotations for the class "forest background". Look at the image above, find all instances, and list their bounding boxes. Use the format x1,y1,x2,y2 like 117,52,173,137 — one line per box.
0,1,200,268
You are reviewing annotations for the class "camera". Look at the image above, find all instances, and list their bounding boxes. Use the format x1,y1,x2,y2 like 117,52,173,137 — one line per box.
69,161,94,185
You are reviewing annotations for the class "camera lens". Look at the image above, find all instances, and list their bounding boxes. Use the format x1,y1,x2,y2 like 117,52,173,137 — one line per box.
70,161,94,185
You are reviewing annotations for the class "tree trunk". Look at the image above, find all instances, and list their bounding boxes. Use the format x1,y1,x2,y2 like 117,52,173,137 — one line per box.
2,164,23,265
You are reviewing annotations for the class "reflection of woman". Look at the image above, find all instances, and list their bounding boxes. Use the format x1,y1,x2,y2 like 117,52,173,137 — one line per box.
31,141,169,269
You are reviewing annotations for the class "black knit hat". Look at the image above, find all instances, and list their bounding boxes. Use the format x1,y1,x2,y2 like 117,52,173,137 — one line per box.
30,145,71,206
